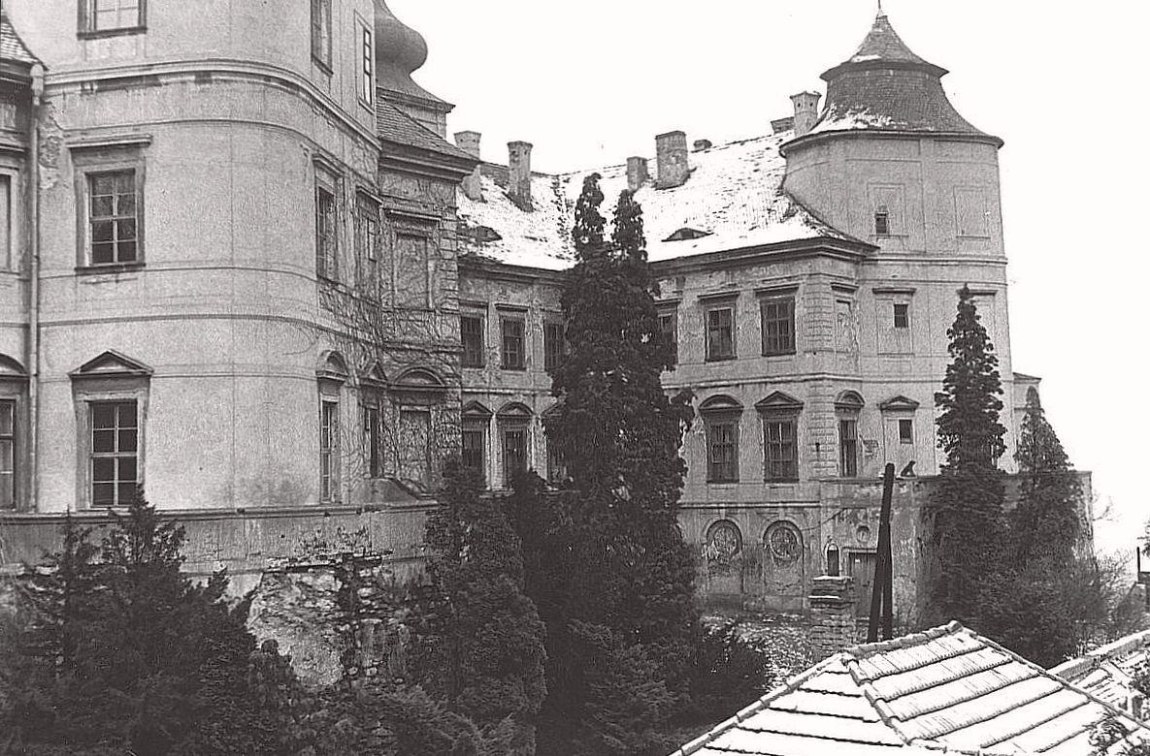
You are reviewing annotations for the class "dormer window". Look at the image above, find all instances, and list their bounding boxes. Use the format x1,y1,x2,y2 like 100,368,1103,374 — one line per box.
470,225,503,244
874,206,890,236
664,227,712,242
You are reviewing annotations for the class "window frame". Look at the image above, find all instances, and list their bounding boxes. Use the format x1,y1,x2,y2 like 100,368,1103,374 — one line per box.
764,416,799,482
543,320,565,373
760,295,796,357
704,304,736,362
320,399,340,503
893,303,910,330
705,418,739,483
355,193,380,292
899,418,914,445
89,400,140,508
501,315,527,371
874,206,890,236
358,20,375,107
658,308,678,367
310,0,333,71
461,314,486,369
839,418,859,478
462,423,487,482
0,399,15,509
501,423,528,486
78,0,147,38
0,172,12,272
72,147,147,273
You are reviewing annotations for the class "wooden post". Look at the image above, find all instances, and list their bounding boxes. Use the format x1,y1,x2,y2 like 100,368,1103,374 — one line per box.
868,463,895,642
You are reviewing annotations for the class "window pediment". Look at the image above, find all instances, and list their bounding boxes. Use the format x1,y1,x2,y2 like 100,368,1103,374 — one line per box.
394,367,446,390
497,402,533,420
699,394,743,414
756,391,803,413
835,391,865,412
70,350,153,380
462,400,494,420
316,351,350,383
0,353,27,381
879,395,920,412
360,361,387,389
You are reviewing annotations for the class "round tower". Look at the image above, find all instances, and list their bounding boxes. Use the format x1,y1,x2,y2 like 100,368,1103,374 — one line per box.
782,9,1004,258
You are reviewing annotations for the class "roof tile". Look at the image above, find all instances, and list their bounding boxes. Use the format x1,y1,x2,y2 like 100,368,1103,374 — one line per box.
1,12,38,66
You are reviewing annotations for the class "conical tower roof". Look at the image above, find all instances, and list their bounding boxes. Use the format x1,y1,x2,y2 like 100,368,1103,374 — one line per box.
794,9,1000,146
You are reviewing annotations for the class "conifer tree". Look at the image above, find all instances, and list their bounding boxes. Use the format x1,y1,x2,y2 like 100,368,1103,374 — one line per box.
1011,389,1082,565
422,460,547,750
929,285,1007,626
534,175,697,753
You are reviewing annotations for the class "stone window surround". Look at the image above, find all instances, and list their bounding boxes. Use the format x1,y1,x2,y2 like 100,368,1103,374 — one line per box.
699,395,743,484
0,354,28,510
835,391,865,478
497,305,528,372
757,285,799,357
700,292,738,363
757,392,803,483
78,0,147,39
71,137,150,274
70,352,152,510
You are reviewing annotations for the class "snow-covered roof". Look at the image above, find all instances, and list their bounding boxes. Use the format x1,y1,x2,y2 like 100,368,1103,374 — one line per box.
1,12,38,67
670,622,1150,756
1051,629,1150,715
458,131,860,273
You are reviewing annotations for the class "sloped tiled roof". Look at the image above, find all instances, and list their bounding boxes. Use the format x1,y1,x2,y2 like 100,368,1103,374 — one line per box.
1,12,38,66
458,131,863,272
1051,629,1150,714
375,99,472,161
671,622,1150,756
846,10,935,69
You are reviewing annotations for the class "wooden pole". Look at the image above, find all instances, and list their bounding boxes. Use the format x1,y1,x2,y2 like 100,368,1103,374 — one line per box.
868,463,895,642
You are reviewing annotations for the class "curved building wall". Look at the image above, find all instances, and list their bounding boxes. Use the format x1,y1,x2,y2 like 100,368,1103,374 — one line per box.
5,0,385,511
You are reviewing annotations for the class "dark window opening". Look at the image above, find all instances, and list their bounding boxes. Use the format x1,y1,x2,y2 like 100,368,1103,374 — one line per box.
707,421,738,483
320,400,339,502
659,312,678,367
761,297,796,356
502,426,527,485
501,318,526,371
364,405,382,479
899,419,914,444
91,400,138,507
461,316,485,368
462,426,486,483
0,400,14,509
893,303,910,329
875,207,890,236
839,418,858,477
89,171,138,265
765,418,798,481
544,322,566,372
706,306,735,361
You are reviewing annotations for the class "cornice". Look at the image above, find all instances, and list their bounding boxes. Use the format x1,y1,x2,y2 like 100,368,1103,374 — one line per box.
42,58,380,149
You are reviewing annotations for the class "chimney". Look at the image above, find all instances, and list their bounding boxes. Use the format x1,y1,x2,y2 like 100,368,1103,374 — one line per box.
507,141,533,211
1132,693,1145,721
454,131,483,202
808,575,856,660
655,130,689,189
626,156,649,193
770,116,795,135
791,91,822,137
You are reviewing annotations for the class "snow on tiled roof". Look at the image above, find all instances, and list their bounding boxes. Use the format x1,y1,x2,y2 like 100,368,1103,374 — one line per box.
670,622,1150,756
458,132,857,272
1051,629,1150,714
1,12,38,66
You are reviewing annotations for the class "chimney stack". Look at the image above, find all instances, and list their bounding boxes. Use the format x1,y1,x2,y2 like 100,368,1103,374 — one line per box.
791,91,822,137
626,156,649,193
655,131,689,189
808,575,856,661
507,141,533,211
454,131,483,202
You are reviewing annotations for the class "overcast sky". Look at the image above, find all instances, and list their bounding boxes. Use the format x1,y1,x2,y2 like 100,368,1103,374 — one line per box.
394,0,1150,556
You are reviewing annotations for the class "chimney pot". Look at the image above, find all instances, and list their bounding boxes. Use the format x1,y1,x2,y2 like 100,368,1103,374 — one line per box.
791,91,822,137
454,131,483,202
626,156,649,193
655,131,689,189
507,141,533,211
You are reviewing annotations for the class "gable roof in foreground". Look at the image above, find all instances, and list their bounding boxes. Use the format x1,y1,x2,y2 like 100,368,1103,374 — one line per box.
671,621,1150,756
457,131,868,273
1051,629,1150,715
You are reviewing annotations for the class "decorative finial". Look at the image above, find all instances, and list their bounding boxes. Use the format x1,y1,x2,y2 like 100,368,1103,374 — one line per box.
877,0,886,17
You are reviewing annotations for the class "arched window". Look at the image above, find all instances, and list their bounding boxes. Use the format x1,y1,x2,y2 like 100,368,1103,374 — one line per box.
756,392,803,482
316,351,349,503
764,520,803,566
835,391,865,478
497,402,533,488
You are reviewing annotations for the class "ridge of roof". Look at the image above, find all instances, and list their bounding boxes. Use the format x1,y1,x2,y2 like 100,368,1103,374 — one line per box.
1,11,39,67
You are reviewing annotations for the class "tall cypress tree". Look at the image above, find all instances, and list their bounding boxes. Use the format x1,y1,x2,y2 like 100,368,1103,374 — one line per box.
532,175,696,753
929,285,1007,626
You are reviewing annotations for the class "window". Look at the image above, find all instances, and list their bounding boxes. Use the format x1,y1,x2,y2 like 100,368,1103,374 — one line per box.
90,401,138,507
462,424,486,480
705,306,735,361
356,195,380,290
839,419,859,477
320,400,340,502
364,405,382,479
0,175,10,270
761,297,796,356
765,418,798,481
310,0,332,69
360,24,374,105
502,425,527,484
893,303,910,329
461,315,485,368
396,234,430,308
315,172,339,281
0,400,13,509
544,322,565,372
706,420,738,483
546,440,566,485
80,0,145,34
899,419,914,444
88,171,139,266
501,317,526,371
874,207,890,236
658,311,678,367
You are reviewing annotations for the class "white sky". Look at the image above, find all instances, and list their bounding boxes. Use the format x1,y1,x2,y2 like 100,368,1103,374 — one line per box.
394,0,1150,556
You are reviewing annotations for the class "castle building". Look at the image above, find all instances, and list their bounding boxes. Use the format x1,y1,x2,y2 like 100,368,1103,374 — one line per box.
0,5,1049,615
